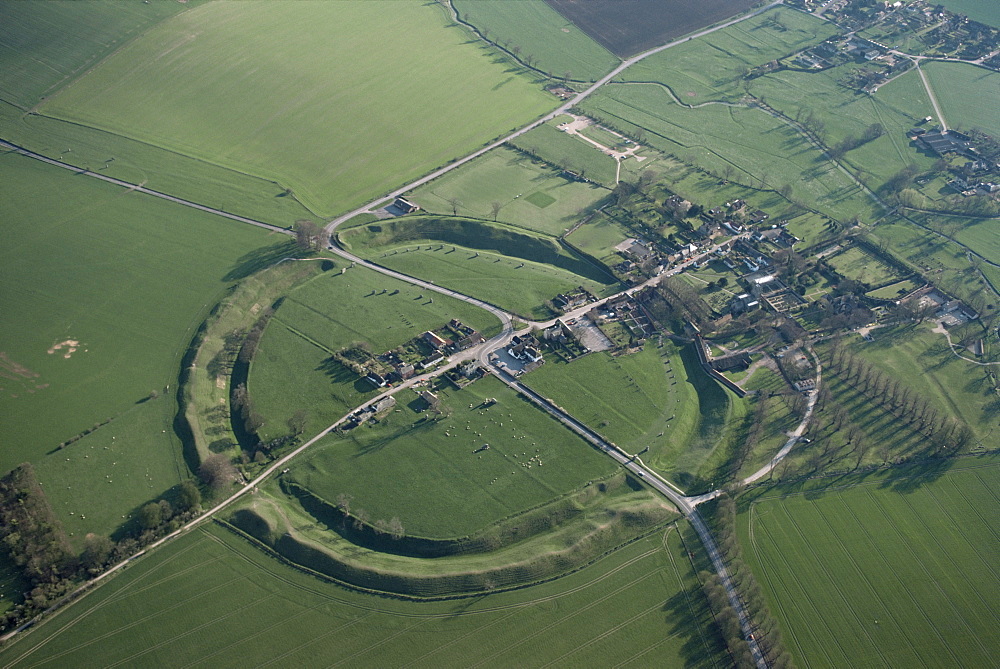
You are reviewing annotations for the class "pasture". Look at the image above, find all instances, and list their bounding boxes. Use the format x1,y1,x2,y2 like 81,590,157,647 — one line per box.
355,242,615,319
922,62,1000,138
755,66,937,186
618,7,836,101
39,1,554,217
564,213,633,263
935,0,1000,28
249,264,501,441
408,147,609,237
286,376,617,539
647,155,794,220
0,151,278,520
546,0,758,58
0,520,728,667
510,121,620,186
953,216,1000,265
0,100,318,228
342,218,618,318
526,344,739,492
581,86,879,222
0,0,188,109
452,0,619,81
741,456,1000,668
869,216,988,308
525,347,684,455
825,246,905,287
852,325,999,440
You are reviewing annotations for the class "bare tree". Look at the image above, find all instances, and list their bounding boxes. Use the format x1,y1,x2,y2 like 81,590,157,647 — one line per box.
199,454,238,492
294,219,320,251
491,201,503,221
448,197,461,216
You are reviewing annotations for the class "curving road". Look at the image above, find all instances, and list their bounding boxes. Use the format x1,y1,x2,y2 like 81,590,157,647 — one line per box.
1,5,783,660
321,0,784,240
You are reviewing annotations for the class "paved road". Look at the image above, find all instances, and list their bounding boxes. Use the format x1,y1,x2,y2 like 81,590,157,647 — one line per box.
1,5,779,659
321,0,783,239
487,366,766,667
913,59,947,131
742,346,823,486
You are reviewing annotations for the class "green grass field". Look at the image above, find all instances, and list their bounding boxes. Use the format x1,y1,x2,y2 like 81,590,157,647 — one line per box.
564,213,633,263
755,65,937,186
619,7,837,103
510,121,620,186
869,215,989,308
922,62,1000,138
741,456,1000,668
526,344,740,492
936,0,1000,27
452,0,619,81
953,216,1000,265
853,325,999,441
0,0,191,109
0,151,280,527
526,347,683,454
0,519,728,667
0,100,318,228
287,376,618,539
582,85,880,222
826,246,905,287
249,264,501,441
867,278,920,300
360,243,613,319
408,147,609,237
39,1,554,217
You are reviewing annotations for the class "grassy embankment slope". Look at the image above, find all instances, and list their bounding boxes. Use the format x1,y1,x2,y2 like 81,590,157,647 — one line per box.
0,151,282,542
38,1,555,218
741,456,1000,668
340,216,619,319
526,344,741,492
0,519,728,667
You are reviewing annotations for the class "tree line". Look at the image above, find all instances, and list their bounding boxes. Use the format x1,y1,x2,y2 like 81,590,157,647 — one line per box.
821,341,972,458
0,464,202,632
702,494,796,669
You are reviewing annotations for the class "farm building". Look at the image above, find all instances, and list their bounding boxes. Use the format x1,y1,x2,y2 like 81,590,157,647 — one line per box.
917,130,972,156
418,389,441,410
422,330,450,350
393,197,420,213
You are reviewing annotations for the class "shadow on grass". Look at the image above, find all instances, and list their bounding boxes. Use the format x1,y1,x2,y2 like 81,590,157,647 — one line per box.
753,454,960,506
223,240,302,282
660,580,730,667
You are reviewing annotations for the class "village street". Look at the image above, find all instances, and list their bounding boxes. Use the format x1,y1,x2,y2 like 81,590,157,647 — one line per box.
0,5,791,659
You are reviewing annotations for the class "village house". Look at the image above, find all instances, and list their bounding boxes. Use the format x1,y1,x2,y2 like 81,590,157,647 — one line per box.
418,389,441,410
393,197,420,214
365,372,387,388
422,330,450,351
392,363,415,381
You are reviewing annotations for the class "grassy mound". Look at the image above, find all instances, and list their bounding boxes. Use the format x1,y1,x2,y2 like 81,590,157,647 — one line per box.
341,216,615,285
227,477,676,597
